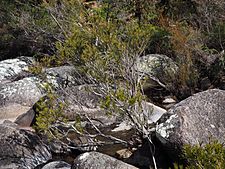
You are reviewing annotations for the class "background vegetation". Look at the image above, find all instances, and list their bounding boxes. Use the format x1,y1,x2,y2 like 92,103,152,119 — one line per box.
184,140,225,169
1,0,225,99
1,0,225,168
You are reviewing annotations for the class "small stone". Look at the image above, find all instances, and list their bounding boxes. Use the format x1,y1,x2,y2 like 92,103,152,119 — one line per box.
111,121,132,132
72,152,138,169
162,97,176,104
116,149,133,159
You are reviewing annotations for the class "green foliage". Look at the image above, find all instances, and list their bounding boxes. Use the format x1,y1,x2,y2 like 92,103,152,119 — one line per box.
156,0,225,99
54,0,159,118
207,22,225,50
157,17,200,99
146,27,172,55
183,141,225,169
2,0,225,140
0,0,62,60
100,0,158,23
34,84,67,138
74,115,84,133
158,0,197,20
172,163,184,169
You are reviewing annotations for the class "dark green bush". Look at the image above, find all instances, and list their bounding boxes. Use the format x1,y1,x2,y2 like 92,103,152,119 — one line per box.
34,84,67,138
184,141,225,169
0,0,61,60
206,22,225,50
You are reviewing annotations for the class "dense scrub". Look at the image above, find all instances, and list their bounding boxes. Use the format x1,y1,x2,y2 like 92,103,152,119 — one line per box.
1,0,225,99
179,141,225,169
0,0,62,60
1,1,225,168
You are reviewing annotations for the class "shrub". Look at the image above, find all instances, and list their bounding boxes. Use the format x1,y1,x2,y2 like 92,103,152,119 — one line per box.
34,84,67,138
157,0,197,21
48,1,159,167
184,141,225,169
145,27,173,56
157,16,201,99
0,0,63,60
207,22,225,50
54,0,157,115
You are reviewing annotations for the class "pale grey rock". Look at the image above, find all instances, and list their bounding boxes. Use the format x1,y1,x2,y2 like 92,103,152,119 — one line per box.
0,77,43,125
137,54,177,74
136,54,177,87
116,149,133,159
0,60,77,125
0,123,52,169
111,121,132,132
162,97,177,109
156,114,178,143
162,97,176,104
144,102,167,124
0,77,44,126
111,101,167,132
156,89,225,159
0,57,34,84
42,161,71,169
0,77,43,107
0,104,31,124
72,152,138,169
45,65,78,89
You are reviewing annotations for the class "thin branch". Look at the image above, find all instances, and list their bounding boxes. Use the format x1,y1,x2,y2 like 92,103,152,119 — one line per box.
49,12,68,39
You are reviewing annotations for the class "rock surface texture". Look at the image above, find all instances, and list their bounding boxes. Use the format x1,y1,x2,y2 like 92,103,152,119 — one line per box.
136,54,177,87
156,89,225,159
72,152,138,169
0,57,77,125
0,56,34,84
136,54,177,76
0,122,51,169
0,57,38,124
58,85,117,126
42,161,71,169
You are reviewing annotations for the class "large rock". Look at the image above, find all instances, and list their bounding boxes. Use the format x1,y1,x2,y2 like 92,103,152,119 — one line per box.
0,122,52,169
111,101,167,132
0,57,40,124
42,161,71,169
0,77,44,107
58,85,167,126
0,76,43,125
45,65,79,89
0,56,34,84
0,57,77,125
136,54,177,87
72,152,138,169
31,85,123,152
156,89,225,159
58,85,117,126
0,103,32,125
31,85,166,153
144,102,167,124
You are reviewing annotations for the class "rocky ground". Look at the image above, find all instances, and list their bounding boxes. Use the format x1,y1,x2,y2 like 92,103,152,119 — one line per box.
1,56,225,169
